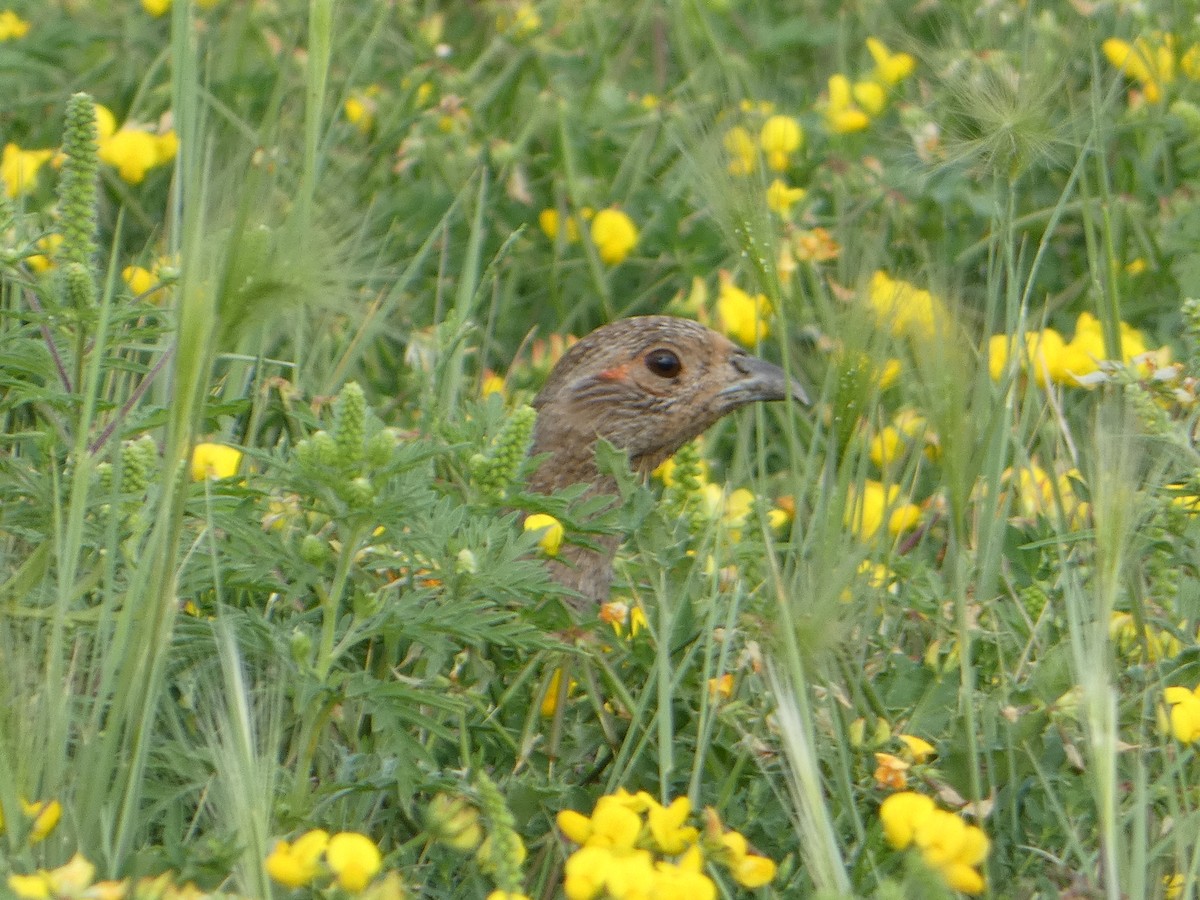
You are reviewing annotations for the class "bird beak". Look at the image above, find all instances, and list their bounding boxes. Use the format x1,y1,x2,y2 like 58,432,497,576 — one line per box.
719,355,809,409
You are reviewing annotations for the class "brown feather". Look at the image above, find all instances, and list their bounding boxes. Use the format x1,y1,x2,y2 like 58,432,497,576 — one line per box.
528,315,806,607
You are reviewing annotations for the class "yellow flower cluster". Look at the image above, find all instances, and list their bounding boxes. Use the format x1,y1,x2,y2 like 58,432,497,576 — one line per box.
2,102,177,197
866,270,943,340
824,38,916,134
721,113,808,214
845,480,920,541
598,600,648,639
724,113,803,176
986,312,1162,388
266,829,386,893
9,852,236,900
872,734,937,790
653,439,791,534
1110,611,1181,664
879,792,989,895
1000,464,1089,529
537,206,638,265
556,789,776,899
715,271,771,347
1103,32,1200,105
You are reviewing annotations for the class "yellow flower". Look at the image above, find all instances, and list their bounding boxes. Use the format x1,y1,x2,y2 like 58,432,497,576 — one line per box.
344,85,380,134
94,104,117,142
707,673,734,700
123,265,157,296
326,832,383,892
873,752,909,790
646,796,697,854
1163,685,1200,743
723,125,757,175
1003,464,1087,527
0,9,31,40
142,0,170,13
523,513,564,556
845,480,920,540
877,357,901,390
869,426,903,468
96,127,174,183
825,74,870,133
486,892,532,900
2,144,53,198
1110,611,1180,663
793,226,841,262
652,850,717,900
344,99,370,131
765,179,806,216
713,826,777,888
731,852,776,889
7,874,50,899
590,208,638,265
1103,35,1176,103
538,208,581,243
866,270,941,340
266,829,329,888
853,80,886,115
21,800,61,842
628,606,646,638
480,371,505,398
585,796,642,849
556,809,596,845
540,666,575,717
191,442,242,481
564,845,655,900
715,272,771,346
26,233,63,273
759,114,803,171
897,734,936,763
880,791,936,850
881,794,988,895
866,37,916,85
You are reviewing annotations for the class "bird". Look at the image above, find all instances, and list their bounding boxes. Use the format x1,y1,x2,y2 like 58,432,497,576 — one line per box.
527,315,807,608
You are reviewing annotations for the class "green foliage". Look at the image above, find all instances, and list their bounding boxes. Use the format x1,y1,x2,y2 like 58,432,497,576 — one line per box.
6,2,1200,899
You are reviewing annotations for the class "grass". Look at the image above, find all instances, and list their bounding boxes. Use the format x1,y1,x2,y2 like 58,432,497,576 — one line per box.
3,1,1200,898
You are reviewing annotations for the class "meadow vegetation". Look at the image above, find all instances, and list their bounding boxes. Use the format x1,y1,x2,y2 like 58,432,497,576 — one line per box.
3,1,1200,898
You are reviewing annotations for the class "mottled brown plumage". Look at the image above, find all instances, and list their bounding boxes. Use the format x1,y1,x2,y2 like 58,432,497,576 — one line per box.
529,316,806,607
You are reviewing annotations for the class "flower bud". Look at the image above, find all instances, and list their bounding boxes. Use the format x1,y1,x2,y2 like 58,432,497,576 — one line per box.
299,534,329,565
426,794,483,852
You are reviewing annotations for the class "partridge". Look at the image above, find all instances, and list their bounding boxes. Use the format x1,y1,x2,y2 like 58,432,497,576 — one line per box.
528,315,806,607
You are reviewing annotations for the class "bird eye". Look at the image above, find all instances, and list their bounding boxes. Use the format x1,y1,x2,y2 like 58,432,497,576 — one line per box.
644,348,682,378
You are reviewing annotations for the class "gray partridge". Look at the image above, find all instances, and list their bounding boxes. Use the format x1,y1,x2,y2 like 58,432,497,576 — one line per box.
528,315,806,607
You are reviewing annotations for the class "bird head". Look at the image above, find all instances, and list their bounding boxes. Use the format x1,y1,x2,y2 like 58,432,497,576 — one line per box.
531,316,806,484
